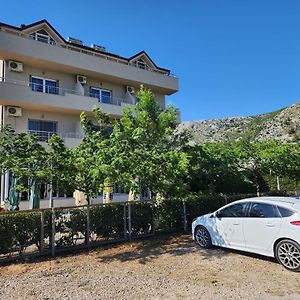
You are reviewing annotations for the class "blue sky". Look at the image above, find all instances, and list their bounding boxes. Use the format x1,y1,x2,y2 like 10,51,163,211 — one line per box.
2,1,300,121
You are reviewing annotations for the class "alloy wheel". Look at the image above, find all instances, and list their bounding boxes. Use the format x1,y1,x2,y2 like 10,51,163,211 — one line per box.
277,241,300,271
195,226,211,248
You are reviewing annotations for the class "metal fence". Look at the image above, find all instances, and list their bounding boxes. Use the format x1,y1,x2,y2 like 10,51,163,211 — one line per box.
0,201,155,263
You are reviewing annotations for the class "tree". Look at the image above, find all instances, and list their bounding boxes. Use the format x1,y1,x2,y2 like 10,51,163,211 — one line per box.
110,86,189,200
72,108,112,203
0,125,47,209
45,134,74,207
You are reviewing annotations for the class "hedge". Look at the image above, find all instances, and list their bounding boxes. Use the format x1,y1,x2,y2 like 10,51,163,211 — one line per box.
0,194,257,257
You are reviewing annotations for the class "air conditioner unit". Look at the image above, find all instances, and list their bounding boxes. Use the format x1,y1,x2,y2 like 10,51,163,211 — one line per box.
126,86,135,94
7,106,22,117
76,75,87,84
8,60,23,72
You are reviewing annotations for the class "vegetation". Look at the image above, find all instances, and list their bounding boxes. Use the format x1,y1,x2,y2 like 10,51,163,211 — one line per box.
0,86,299,212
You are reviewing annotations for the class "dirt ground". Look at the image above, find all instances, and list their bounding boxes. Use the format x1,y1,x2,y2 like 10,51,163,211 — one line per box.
0,234,299,300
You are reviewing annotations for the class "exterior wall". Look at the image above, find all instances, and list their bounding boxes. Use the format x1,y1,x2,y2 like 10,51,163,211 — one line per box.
3,63,141,107
5,109,81,134
0,60,3,80
0,30,178,95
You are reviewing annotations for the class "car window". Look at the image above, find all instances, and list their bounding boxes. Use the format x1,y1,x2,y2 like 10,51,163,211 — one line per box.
249,203,278,218
217,202,248,218
277,206,295,218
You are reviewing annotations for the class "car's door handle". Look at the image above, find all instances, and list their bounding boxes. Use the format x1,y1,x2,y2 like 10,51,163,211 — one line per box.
233,222,240,225
266,223,275,227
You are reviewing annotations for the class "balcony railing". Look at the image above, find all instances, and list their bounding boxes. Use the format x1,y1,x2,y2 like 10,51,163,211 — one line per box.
0,77,139,106
28,130,83,142
0,27,177,78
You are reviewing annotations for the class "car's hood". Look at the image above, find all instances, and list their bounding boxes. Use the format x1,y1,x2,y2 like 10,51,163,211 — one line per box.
197,212,214,220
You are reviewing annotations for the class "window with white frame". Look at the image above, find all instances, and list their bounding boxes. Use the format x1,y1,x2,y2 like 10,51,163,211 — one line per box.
30,76,58,95
29,29,56,45
132,58,149,70
90,87,112,104
28,119,57,141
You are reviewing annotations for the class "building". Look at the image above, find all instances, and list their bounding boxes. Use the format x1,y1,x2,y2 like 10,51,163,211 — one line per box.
0,19,179,208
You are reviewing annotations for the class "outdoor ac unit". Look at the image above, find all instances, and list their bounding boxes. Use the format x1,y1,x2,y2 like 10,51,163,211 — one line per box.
76,75,87,84
126,86,135,94
7,106,22,117
8,60,23,72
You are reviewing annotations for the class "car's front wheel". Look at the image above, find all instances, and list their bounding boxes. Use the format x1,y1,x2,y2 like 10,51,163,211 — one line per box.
195,226,212,249
275,239,300,272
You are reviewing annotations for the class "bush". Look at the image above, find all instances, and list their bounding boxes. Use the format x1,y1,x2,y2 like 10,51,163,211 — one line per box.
130,202,153,236
90,203,124,240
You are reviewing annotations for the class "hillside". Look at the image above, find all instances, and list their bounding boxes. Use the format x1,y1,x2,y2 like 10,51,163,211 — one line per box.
178,102,300,143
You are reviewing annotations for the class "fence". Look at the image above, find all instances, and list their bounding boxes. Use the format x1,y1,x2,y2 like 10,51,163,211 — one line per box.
0,200,155,262
0,193,261,263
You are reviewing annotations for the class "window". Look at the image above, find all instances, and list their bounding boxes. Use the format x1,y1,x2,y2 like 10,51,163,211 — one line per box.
29,30,56,45
133,58,149,70
277,206,295,218
31,76,58,95
28,119,57,141
249,203,279,218
217,202,249,218
90,87,112,104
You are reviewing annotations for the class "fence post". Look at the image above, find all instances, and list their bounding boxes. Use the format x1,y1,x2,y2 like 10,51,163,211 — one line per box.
182,199,187,232
51,207,55,257
151,200,155,235
85,203,91,245
123,203,127,239
40,211,44,254
128,202,132,240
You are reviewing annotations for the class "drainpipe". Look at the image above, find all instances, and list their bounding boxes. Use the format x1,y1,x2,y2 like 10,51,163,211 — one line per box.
0,106,5,208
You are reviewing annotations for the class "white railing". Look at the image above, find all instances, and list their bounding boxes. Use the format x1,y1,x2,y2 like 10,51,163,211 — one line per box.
0,77,139,106
28,130,83,141
0,27,178,78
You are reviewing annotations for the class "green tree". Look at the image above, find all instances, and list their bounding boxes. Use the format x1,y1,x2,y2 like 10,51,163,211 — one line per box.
72,108,112,203
110,86,189,200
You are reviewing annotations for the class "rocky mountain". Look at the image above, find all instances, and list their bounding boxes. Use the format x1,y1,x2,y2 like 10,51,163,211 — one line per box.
178,102,300,144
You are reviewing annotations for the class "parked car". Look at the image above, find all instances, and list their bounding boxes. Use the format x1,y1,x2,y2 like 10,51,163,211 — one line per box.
192,197,300,272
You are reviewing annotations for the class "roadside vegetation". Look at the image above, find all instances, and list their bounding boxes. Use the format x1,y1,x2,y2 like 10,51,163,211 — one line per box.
0,86,299,212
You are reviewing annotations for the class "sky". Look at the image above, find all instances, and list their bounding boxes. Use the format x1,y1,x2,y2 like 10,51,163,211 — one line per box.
1,0,300,121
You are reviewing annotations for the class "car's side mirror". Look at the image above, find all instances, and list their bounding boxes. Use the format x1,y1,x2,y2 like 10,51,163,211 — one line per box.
215,211,222,219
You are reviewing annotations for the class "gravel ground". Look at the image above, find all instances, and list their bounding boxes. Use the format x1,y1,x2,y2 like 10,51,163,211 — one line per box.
0,234,299,300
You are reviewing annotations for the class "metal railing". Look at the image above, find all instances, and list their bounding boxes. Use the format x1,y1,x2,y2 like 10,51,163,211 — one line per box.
28,130,83,141
0,77,139,107
0,200,155,262
0,27,178,78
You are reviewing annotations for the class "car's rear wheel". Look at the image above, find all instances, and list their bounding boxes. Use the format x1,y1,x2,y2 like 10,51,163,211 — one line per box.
275,239,300,272
195,226,212,249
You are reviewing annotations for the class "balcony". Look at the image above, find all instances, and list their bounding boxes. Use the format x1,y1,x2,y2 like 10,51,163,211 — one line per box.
0,30,179,94
28,130,82,148
0,77,136,116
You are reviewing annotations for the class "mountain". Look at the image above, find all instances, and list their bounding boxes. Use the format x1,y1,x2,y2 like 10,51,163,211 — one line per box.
178,102,300,143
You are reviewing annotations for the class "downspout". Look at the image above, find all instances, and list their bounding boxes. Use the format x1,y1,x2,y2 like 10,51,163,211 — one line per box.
0,105,5,208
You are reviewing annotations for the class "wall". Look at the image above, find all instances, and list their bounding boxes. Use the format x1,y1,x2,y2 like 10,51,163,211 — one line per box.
5,108,82,135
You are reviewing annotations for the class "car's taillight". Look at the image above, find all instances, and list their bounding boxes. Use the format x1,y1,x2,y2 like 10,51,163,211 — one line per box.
290,221,300,226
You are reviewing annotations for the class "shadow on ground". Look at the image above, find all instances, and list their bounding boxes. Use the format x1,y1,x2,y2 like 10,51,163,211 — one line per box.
97,234,231,264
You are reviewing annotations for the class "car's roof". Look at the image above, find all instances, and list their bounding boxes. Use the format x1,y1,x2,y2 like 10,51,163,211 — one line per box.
235,196,300,209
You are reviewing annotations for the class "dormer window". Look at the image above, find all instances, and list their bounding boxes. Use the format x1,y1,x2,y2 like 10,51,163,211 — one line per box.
132,58,149,70
29,29,56,45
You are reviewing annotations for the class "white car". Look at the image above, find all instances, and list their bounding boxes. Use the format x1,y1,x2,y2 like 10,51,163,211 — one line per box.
192,197,300,272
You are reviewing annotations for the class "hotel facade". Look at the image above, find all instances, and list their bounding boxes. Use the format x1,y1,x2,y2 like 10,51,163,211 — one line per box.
0,19,179,207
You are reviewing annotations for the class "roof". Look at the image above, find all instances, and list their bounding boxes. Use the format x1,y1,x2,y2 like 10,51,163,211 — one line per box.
235,196,300,208
0,19,170,74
